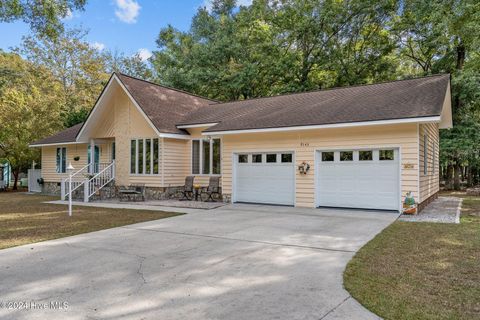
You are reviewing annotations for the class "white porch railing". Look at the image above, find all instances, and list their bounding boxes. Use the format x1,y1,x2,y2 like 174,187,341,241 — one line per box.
85,160,115,202
61,163,90,200
61,161,115,202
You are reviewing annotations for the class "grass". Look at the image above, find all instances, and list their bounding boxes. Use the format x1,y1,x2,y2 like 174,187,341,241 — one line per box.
0,192,183,250
344,192,480,320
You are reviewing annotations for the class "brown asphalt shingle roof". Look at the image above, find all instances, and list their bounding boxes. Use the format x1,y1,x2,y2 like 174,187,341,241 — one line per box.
30,123,84,146
117,73,216,135
31,74,450,146
179,74,450,132
30,73,216,146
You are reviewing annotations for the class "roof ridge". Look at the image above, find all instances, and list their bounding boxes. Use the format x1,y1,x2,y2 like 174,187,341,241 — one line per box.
115,72,219,104
212,73,450,106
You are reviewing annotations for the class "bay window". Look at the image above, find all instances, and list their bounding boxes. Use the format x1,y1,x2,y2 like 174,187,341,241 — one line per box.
130,138,160,175
192,138,221,175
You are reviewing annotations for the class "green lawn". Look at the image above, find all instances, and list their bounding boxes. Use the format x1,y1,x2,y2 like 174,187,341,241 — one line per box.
344,192,480,320
0,192,183,250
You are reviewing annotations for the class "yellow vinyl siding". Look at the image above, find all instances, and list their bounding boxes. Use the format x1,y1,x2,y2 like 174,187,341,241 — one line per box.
41,83,160,186
163,138,190,187
221,123,420,208
41,145,87,182
161,126,220,188
114,85,158,186
419,123,440,202
41,143,112,182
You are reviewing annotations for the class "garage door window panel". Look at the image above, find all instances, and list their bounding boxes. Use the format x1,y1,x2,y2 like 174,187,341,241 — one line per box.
359,150,373,161
266,154,277,163
340,151,353,161
379,149,394,161
238,154,248,163
281,153,292,163
321,152,334,162
252,154,262,163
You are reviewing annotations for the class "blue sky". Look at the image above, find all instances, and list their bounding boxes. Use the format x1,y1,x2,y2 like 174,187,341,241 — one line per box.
0,0,251,60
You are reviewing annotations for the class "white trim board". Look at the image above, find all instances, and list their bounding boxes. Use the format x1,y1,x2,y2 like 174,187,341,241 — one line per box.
202,116,441,136
30,141,88,148
176,123,218,129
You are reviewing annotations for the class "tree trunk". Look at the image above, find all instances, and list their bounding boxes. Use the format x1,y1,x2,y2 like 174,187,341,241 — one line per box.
454,164,461,190
467,165,473,187
12,170,19,191
456,42,466,71
445,164,454,189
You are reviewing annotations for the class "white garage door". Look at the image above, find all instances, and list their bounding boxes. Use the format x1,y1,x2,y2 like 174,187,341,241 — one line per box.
317,149,400,211
234,152,295,206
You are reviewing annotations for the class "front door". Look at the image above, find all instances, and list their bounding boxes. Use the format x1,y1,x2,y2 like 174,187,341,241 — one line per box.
88,145,100,173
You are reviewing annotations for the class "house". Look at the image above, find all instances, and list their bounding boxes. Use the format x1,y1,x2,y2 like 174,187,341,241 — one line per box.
0,161,11,190
30,73,452,212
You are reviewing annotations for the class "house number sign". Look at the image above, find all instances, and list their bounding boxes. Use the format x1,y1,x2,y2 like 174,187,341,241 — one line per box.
300,142,310,147
403,163,415,169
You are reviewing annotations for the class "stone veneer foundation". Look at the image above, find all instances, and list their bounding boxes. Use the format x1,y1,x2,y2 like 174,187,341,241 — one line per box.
41,181,230,203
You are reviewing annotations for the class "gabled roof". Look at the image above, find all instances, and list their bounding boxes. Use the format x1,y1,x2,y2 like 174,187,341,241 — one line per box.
116,73,216,135
31,73,216,146
178,74,451,133
30,123,84,146
31,73,451,147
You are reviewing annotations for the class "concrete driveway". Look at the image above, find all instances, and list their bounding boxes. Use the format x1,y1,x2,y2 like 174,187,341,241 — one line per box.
0,204,398,320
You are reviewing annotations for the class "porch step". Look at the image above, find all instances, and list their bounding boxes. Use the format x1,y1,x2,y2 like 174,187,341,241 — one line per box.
88,180,116,202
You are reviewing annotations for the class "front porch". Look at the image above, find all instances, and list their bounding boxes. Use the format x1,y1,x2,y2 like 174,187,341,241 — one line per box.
60,138,116,203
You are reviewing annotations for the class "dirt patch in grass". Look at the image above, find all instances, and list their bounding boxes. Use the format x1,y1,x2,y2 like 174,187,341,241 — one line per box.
0,193,183,250
344,193,480,320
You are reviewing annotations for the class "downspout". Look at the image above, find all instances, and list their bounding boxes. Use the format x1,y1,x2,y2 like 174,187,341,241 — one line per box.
161,137,165,188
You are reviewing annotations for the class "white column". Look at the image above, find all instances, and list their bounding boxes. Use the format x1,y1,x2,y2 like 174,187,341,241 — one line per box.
61,178,66,200
90,139,95,174
84,178,89,203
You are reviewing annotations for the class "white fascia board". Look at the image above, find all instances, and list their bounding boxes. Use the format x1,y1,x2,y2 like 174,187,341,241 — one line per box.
176,123,218,129
158,133,191,140
202,116,441,136
29,141,88,148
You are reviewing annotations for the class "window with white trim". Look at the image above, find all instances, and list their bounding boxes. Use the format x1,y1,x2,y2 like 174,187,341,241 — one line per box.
424,134,428,175
130,138,160,174
56,147,66,173
191,138,221,174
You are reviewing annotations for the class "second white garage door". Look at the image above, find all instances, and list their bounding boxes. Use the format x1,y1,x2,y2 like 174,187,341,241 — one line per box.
316,149,400,211
234,152,295,206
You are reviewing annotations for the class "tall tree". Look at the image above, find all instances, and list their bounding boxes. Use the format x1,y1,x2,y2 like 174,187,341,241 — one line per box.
0,52,64,189
104,50,153,81
15,28,110,127
0,0,87,38
152,0,399,99
395,0,480,189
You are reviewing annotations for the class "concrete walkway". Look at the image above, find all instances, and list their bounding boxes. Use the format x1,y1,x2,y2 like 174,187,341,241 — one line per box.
0,204,398,320
399,196,462,223
46,200,202,214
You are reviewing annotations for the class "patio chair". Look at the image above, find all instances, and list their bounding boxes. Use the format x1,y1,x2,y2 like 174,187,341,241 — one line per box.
200,176,221,202
179,176,195,201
